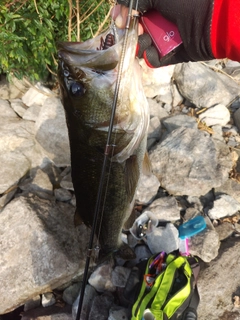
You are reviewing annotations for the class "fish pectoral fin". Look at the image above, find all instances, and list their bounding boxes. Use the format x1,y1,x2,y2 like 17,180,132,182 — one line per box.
142,152,152,176
125,155,139,202
74,208,84,226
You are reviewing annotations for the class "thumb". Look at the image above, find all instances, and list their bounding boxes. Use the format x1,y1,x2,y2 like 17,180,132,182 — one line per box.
137,33,162,68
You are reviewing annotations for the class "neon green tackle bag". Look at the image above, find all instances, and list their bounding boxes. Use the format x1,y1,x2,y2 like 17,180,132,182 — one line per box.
130,252,200,320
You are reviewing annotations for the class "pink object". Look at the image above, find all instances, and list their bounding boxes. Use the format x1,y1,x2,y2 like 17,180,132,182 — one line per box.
179,238,189,256
140,10,183,58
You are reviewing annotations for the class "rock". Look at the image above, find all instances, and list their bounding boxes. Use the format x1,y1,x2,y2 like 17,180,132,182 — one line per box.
88,293,114,320
72,284,98,320
211,125,225,142
60,172,74,191
22,83,53,107
148,116,161,140
189,217,220,262
0,111,39,194
233,108,240,132
174,62,240,108
140,61,175,101
147,98,169,119
108,306,130,320
0,76,29,100
184,207,202,221
222,124,239,137
0,194,90,314
214,222,234,241
41,292,56,307
34,97,70,167
162,114,198,133
215,179,240,202
0,98,18,118
23,104,41,121
88,263,116,293
198,104,230,127
126,244,152,268
146,223,179,254
111,267,131,288
37,159,62,188
63,282,81,305
0,151,31,194
19,168,53,195
147,196,181,221
21,304,72,320
149,127,232,196
24,295,41,311
208,194,240,219
135,173,160,204
54,188,72,202
10,98,28,117
197,238,240,320
0,188,17,211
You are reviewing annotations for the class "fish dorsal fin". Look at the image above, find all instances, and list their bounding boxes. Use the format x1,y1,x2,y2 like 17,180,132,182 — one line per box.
125,155,140,202
142,152,152,176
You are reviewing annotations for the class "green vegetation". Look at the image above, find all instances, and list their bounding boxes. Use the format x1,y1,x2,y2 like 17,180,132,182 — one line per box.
0,0,112,81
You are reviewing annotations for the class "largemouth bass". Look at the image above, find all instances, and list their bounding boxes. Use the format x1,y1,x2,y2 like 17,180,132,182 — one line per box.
58,19,149,259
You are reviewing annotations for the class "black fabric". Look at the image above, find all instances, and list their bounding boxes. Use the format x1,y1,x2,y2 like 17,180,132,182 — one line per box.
181,307,198,320
117,0,215,64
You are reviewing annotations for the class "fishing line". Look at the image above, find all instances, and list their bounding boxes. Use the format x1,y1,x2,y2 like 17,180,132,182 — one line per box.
75,2,137,320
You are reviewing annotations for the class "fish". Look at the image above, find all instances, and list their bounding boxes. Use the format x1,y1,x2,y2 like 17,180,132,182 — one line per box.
57,19,149,259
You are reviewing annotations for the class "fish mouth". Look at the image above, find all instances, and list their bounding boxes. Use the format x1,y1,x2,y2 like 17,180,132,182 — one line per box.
58,21,138,76
58,44,119,73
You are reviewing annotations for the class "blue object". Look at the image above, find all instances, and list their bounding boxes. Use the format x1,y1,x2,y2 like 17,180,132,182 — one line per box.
178,216,206,239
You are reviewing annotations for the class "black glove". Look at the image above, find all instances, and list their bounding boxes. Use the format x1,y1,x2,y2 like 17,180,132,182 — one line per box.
117,0,215,67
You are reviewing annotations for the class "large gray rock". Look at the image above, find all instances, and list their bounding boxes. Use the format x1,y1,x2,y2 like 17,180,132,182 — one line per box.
149,127,232,196
162,114,198,133
174,62,240,108
0,194,90,314
0,112,36,194
197,238,240,319
35,97,70,167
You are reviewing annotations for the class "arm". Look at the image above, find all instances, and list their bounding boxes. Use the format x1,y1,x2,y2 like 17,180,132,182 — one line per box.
115,0,240,66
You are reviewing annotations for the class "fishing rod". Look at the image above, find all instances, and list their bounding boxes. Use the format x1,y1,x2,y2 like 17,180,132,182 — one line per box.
75,1,137,320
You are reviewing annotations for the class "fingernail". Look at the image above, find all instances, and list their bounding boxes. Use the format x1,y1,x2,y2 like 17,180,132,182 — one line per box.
115,14,123,28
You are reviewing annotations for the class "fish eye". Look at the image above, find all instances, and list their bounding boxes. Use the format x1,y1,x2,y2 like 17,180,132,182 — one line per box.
70,82,85,97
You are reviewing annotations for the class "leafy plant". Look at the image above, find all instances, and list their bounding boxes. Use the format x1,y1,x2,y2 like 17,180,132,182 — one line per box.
0,0,113,81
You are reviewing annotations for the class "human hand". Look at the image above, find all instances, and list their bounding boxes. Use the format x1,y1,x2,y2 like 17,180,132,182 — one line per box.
112,0,215,67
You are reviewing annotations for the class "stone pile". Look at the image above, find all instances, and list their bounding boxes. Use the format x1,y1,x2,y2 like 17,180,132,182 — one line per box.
0,59,240,320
